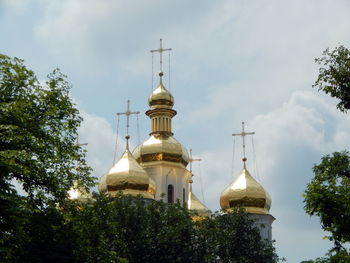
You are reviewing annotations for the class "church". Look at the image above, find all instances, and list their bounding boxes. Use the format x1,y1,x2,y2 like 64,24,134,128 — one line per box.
97,41,275,241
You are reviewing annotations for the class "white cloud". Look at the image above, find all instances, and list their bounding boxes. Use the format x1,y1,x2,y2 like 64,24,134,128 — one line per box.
78,110,117,182
1,0,29,9
192,89,350,261
78,108,141,188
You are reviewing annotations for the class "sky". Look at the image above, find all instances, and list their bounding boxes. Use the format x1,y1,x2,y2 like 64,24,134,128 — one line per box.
1,0,350,262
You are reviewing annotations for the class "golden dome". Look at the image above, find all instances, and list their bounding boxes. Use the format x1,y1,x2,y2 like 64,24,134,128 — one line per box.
99,138,156,199
133,135,189,167
220,161,271,214
148,72,174,109
68,181,91,201
188,191,210,218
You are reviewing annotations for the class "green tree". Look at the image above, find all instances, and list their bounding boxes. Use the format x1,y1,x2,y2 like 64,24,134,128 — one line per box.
64,195,281,263
66,195,195,263
302,45,350,262
0,54,94,202
194,209,279,263
304,152,350,248
313,45,350,113
301,250,350,263
0,54,95,261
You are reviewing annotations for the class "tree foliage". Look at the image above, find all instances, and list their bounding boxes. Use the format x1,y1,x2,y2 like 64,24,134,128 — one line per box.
62,195,281,263
0,54,95,261
193,209,278,263
0,54,94,202
1,194,281,263
301,250,350,263
313,45,350,112
304,151,350,248
303,46,350,262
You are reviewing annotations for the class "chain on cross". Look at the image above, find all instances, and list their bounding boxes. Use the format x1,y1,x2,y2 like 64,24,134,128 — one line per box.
117,100,140,137
150,38,172,72
232,122,255,160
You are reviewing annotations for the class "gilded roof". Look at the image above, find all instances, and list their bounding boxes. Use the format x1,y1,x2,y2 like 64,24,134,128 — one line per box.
220,164,271,215
99,143,156,199
188,191,210,217
148,73,174,109
133,135,189,167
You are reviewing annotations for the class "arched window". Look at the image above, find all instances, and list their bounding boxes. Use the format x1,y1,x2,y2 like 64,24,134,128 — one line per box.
183,188,186,206
167,184,174,203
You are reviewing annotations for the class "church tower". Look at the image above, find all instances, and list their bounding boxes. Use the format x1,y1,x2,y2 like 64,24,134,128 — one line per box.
133,71,191,204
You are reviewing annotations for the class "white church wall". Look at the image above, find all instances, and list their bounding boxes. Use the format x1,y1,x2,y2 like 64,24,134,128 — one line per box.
249,213,275,242
142,163,191,203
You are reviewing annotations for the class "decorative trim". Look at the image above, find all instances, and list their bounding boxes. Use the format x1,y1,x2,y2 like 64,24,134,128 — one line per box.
107,183,149,191
138,152,188,167
229,197,267,208
146,108,177,117
149,99,173,106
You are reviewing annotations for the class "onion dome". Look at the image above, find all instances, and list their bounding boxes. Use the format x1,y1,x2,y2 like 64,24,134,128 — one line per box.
68,181,91,201
220,159,271,214
188,191,210,218
188,175,210,220
99,136,156,199
133,135,189,168
148,72,174,110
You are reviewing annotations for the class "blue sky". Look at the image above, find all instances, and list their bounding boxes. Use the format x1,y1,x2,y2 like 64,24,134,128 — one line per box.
1,0,350,262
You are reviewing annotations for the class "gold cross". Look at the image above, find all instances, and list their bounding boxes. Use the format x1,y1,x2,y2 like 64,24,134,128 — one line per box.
188,149,202,191
232,122,255,160
117,100,140,137
150,38,172,72
189,148,202,173
76,136,88,147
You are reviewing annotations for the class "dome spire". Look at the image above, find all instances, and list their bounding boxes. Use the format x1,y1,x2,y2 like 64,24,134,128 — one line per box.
125,135,130,151
146,72,176,137
243,157,247,169
159,71,164,85
132,40,189,169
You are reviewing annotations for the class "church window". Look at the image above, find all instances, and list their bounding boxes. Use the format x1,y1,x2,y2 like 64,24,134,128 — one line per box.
183,188,185,206
168,184,174,203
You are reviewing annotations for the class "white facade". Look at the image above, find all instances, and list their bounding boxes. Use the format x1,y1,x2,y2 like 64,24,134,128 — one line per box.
250,213,275,241
141,162,192,204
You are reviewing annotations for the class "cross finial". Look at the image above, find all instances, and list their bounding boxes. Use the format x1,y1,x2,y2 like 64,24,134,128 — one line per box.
232,122,255,162
188,149,202,192
76,135,88,148
150,38,172,72
189,149,202,173
116,100,140,137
